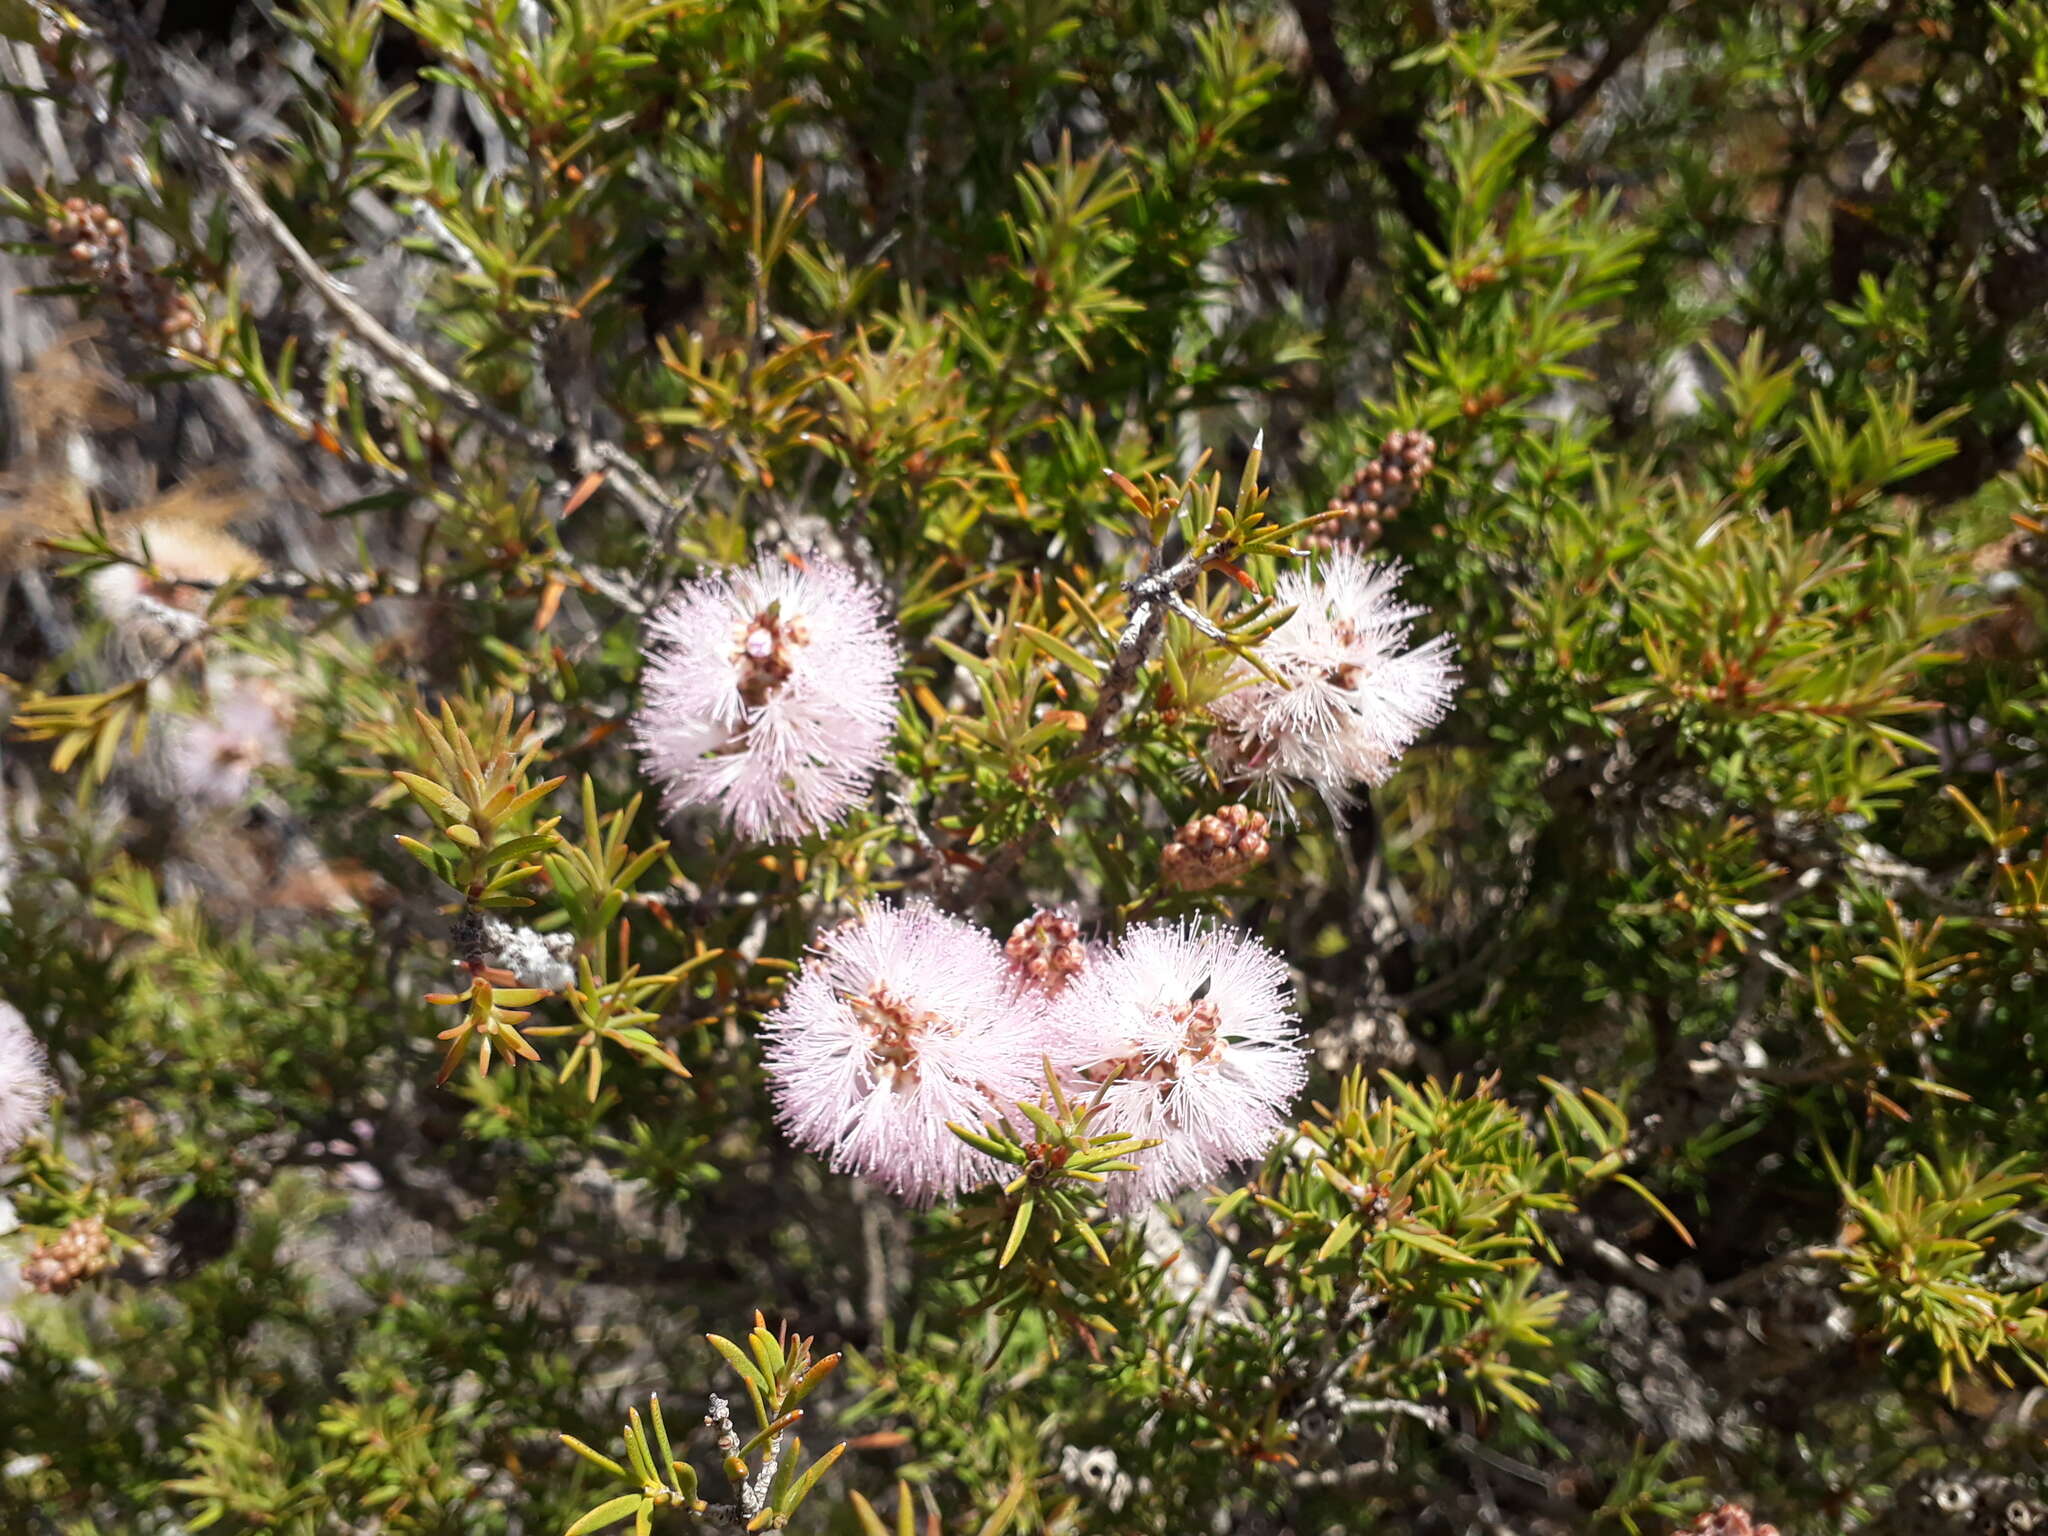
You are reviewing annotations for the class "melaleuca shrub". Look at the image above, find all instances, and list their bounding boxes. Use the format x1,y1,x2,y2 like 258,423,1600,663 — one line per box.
6,4,2048,1536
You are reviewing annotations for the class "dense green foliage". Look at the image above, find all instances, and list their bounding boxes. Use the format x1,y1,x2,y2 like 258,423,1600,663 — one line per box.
5,1,2048,1531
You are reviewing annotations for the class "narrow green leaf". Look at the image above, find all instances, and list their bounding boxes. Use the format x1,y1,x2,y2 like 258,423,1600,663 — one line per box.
393,770,469,822
705,1334,770,1402
1317,1214,1360,1263
1383,1223,1497,1267
1014,622,1102,682
1000,1196,1035,1269
557,1436,627,1479
564,1494,646,1536
776,1440,845,1515
849,1491,892,1536
973,1473,1031,1536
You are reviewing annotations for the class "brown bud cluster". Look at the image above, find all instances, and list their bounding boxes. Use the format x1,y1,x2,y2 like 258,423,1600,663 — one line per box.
1005,908,1088,995
1160,804,1270,892
22,1215,114,1295
1313,430,1437,550
1675,1505,1778,1536
46,199,199,345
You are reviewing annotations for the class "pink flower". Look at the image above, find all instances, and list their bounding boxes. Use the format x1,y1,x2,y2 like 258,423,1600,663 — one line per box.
762,903,1045,1204
0,1002,53,1158
1047,921,1304,1211
633,554,900,841
1208,551,1456,808
167,674,291,808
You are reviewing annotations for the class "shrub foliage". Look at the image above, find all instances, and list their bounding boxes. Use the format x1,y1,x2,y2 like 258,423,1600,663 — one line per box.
3,1,2048,1532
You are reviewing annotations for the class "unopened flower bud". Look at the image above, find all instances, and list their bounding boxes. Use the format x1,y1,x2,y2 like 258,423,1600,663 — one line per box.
1005,908,1089,994
45,198,200,347
1161,804,1271,892
22,1215,113,1295
1312,430,1438,550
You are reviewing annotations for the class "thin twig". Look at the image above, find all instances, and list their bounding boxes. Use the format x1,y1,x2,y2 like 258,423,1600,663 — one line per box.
202,143,680,529
968,544,1207,899
111,553,647,616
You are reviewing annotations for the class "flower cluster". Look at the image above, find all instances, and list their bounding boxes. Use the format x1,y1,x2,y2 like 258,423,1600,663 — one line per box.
46,197,200,345
1160,803,1270,892
166,672,292,810
633,554,900,842
763,905,1304,1210
1310,428,1437,550
1046,921,1305,1211
762,902,1041,1204
1208,550,1457,809
22,1215,113,1295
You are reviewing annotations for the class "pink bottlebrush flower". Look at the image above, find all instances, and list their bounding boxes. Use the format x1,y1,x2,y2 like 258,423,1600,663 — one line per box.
1208,550,1456,809
167,674,291,809
1047,921,1304,1211
633,554,901,842
762,902,1045,1204
0,1002,53,1159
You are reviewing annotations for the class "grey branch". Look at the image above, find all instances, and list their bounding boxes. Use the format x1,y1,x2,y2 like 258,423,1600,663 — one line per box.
970,540,1209,898
201,142,682,535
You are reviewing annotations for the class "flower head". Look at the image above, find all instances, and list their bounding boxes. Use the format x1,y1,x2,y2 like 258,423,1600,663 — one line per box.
1047,921,1304,1211
1208,551,1455,809
0,1002,53,1159
633,554,900,841
166,673,291,809
87,517,261,627
763,903,1045,1204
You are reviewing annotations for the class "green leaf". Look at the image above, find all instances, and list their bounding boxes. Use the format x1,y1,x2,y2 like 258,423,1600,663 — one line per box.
1317,1214,1360,1263
564,1494,648,1536
849,1491,893,1536
706,1333,770,1402
1000,1196,1035,1269
1383,1223,1497,1267
558,1436,628,1479
394,835,454,881
974,1473,1031,1536
393,770,470,822
1613,1174,1696,1249
776,1440,846,1515
647,1396,675,1491
323,488,413,519
931,636,993,678
1014,622,1103,682
948,1122,1028,1162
